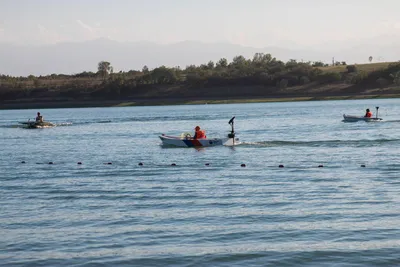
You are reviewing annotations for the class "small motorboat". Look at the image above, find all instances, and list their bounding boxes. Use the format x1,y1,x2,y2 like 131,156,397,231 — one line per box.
343,107,382,122
342,115,382,122
20,120,55,128
159,117,239,147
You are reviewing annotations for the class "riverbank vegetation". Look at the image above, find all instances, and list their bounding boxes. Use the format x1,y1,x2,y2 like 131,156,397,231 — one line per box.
1,54,400,106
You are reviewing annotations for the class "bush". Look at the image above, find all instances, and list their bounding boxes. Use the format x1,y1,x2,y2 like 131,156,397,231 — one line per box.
376,77,390,88
276,79,288,89
390,71,400,85
300,76,310,85
186,73,206,88
312,61,325,67
317,72,341,84
346,65,358,73
345,71,367,84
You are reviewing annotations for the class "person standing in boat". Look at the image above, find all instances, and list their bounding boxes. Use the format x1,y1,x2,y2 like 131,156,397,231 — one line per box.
35,112,44,123
193,126,206,139
364,109,372,118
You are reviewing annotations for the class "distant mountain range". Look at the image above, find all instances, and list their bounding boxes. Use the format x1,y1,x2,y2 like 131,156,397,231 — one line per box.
0,38,399,76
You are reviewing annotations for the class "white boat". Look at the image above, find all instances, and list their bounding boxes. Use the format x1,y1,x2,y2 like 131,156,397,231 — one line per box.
343,107,382,122
342,115,382,122
19,121,55,128
159,117,238,147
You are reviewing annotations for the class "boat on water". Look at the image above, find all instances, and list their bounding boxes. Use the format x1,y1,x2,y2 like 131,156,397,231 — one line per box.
342,115,382,122
159,117,239,147
343,107,382,122
19,121,55,128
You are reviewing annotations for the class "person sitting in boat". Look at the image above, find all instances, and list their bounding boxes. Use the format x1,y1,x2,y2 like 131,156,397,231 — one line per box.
193,126,206,139
35,112,43,123
364,109,372,118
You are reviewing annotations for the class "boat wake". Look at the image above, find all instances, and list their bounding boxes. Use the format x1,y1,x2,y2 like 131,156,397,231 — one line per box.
240,139,400,148
0,121,74,129
382,119,400,123
55,122,73,127
1,119,115,128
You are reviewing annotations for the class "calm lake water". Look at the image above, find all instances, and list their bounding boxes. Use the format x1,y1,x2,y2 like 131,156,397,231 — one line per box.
1,99,400,266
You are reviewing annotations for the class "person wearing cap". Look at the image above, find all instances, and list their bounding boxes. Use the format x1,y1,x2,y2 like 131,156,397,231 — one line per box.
364,109,372,118
35,112,44,122
193,126,206,139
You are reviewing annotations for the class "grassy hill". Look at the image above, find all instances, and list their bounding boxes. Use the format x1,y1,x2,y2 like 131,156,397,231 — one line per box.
1,58,400,109
318,62,393,73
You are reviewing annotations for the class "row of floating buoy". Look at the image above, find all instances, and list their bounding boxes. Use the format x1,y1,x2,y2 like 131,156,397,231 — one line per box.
19,161,367,168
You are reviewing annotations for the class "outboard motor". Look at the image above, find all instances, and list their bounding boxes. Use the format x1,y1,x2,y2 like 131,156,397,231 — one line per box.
228,116,235,138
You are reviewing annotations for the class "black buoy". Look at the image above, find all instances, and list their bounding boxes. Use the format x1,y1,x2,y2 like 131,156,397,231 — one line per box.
48,162,53,165
240,164,246,167
279,165,284,168
77,162,82,165
21,161,26,164
205,163,210,166
138,162,143,166
361,164,366,168
318,165,324,168
171,163,176,166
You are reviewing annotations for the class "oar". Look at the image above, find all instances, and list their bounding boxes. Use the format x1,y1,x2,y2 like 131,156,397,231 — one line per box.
375,107,379,119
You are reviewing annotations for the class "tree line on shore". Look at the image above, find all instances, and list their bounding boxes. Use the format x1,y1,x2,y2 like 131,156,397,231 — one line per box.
1,53,400,100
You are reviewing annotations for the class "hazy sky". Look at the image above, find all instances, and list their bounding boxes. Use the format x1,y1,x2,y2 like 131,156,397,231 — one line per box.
1,0,399,48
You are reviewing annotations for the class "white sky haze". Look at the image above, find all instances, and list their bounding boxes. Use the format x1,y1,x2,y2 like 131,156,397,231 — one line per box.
1,0,400,48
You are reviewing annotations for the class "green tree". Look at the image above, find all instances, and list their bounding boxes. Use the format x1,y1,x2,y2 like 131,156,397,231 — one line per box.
216,58,228,68
33,79,41,87
231,55,247,67
97,61,113,79
346,65,358,73
276,79,288,89
312,61,324,67
185,65,197,72
285,59,298,69
151,66,178,84
376,77,389,89
317,72,342,83
390,71,400,85
142,65,149,74
252,53,272,67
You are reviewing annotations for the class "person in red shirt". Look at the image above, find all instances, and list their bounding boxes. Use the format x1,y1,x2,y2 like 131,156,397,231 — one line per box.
193,126,206,139
364,109,372,118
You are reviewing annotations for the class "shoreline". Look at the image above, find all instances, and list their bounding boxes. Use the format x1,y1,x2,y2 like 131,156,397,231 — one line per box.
1,93,400,110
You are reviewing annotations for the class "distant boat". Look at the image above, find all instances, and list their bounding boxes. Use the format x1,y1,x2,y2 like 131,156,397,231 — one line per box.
343,107,382,122
19,120,55,128
342,114,382,122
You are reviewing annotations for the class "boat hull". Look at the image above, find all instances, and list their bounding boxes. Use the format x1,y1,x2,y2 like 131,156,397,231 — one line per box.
343,114,382,122
20,121,55,128
159,135,237,147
